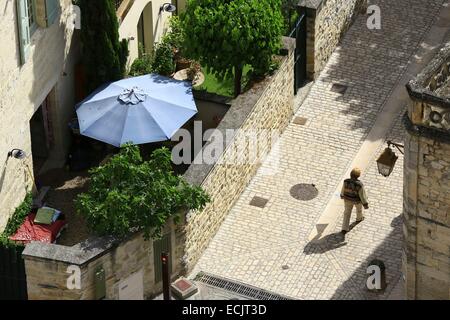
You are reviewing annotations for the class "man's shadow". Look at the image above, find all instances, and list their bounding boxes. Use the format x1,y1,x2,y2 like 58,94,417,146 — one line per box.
303,220,362,255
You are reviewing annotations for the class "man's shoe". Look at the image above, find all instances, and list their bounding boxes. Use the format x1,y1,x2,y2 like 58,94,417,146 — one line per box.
356,217,365,223
341,230,348,235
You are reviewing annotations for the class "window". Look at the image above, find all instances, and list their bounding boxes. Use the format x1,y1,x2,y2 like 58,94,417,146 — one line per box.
17,0,32,64
27,0,38,34
16,0,59,65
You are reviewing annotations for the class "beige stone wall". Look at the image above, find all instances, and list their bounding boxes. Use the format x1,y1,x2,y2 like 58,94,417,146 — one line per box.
403,131,450,300
0,1,80,231
24,218,185,300
304,0,365,79
183,47,295,272
118,0,173,67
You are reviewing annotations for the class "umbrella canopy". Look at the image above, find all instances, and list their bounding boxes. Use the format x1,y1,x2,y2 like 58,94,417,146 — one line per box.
76,74,198,147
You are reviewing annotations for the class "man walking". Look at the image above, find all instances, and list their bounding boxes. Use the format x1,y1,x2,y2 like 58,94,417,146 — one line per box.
340,168,369,235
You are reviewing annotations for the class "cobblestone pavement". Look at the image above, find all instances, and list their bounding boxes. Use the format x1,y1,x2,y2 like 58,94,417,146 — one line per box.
191,0,445,299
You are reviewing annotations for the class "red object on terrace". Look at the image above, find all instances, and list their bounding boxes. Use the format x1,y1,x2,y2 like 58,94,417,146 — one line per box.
9,212,67,244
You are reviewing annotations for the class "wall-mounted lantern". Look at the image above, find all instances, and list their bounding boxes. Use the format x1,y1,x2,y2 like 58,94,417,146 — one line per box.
7,149,27,160
159,3,177,13
160,3,176,14
376,141,404,177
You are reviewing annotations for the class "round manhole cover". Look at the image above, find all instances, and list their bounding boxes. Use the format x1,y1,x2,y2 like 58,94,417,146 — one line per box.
290,184,318,201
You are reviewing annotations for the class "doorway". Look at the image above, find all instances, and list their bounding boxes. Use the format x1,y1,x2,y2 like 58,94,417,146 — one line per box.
137,2,154,55
29,96,53,177
153,233,172,283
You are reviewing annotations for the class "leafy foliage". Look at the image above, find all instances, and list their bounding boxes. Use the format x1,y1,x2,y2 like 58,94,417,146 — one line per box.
281,0,299,35
180,0,284,96
151,41,176,76
129,45,154,77
129,18,179,77
75,145,210,239
75,0,129,94
162,16,185,52
0,193,32,247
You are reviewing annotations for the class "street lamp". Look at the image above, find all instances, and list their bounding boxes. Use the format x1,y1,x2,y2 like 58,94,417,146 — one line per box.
7,149,26,160
376,141,404,177
160,3,176,13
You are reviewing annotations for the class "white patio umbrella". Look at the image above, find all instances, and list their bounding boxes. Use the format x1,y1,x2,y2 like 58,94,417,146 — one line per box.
76,74,198,147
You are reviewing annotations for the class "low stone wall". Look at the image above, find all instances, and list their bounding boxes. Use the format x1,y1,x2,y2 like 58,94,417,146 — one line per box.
300,0,366,79
403,42,450,300
182,37,296,272
23,218,185,300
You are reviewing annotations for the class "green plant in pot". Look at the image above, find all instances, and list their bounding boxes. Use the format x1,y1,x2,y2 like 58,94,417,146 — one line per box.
152,42,176,76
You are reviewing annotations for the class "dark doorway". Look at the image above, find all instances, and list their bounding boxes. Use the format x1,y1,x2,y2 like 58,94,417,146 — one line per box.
30,96,52,176
137,13,145,55
153,233,172,283
0,245,28,300
289,6,307,94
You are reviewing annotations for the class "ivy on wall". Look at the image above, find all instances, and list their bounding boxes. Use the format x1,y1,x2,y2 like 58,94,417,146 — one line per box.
0,193,33,247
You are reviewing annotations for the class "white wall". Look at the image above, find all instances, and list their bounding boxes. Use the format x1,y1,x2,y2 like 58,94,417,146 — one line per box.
119,0,173,67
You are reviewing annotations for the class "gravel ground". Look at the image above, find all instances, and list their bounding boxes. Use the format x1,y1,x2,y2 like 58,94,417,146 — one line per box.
35,168,92,246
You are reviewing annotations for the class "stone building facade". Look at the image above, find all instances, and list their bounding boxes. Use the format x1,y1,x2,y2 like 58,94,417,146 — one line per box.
0,0,80,231
299,0,366,79
403,42,450,300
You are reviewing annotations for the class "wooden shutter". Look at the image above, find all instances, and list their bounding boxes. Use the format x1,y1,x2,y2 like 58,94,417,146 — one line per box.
45,0,59,26
153,233,172,283
16,0,31,65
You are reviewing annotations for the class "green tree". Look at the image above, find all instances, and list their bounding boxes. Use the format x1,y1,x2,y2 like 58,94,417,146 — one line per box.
76,0,129,94
75,145,209,239
180,0,284,97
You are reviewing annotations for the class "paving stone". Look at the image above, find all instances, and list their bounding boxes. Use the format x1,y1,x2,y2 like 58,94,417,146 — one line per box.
190,0,444,300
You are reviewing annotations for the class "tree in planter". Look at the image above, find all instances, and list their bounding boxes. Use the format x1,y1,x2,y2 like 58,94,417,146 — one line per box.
75,145,209,239
75,0,129,94
151,41,176,76
129,44,154,77
180,0,284,97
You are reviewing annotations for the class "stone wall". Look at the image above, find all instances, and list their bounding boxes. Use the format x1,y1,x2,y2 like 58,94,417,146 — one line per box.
0,1,80,231
23,218,185,300
403,42,450,300
300,0,366,79
181,38,296,272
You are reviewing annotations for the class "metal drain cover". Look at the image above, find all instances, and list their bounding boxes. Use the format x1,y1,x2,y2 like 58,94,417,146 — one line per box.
293,116,308,125
331,83,348,94
249,196,269,208
290,184,318,201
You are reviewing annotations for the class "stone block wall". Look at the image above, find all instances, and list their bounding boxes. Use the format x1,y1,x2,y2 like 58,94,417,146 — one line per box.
301,0,366,79
182,38,296,272
403,130,450,300
403,42,450,300
23,218,185,300
0,1,80,231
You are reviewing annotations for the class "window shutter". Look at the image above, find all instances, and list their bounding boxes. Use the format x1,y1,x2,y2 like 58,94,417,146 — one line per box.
45,0,59,26
16,0,31,65
35,0,47,28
